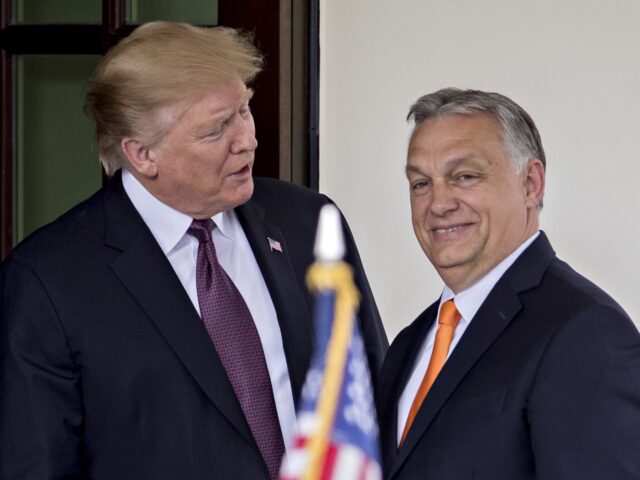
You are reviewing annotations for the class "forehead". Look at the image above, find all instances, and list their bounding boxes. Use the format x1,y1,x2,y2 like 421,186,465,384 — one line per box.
407,113,508,166
410,113,503,150
171,81,250,122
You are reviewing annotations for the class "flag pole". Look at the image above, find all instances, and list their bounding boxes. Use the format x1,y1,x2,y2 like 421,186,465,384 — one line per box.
302,205,359,480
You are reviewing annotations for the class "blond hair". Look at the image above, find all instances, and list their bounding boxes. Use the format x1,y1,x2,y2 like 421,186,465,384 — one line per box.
85,21,263,175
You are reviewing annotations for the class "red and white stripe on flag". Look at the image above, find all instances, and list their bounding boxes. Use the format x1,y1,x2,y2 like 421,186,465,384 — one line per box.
280,437,381,480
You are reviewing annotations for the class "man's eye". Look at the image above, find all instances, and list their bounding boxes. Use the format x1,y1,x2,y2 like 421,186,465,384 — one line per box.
456,173,479,183
411,180,431,192
240,103,251,117
205,123,226,139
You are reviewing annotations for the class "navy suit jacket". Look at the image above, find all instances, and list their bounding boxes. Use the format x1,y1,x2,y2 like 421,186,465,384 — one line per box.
378,233,640,480
0,173,388,479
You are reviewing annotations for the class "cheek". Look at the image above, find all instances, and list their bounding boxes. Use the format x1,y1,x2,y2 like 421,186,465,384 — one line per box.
490,186,525,216
410,202,430,241
409,200,422,226
459,189,493,215
410,196,433,228
196,147,227,176
409,193,427,213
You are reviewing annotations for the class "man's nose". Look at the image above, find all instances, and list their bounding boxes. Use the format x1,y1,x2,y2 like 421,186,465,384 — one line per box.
429,181,458,216
230,116,258,154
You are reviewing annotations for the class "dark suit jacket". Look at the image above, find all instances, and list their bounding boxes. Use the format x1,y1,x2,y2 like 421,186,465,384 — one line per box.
378,233,640,480
0,173,388,479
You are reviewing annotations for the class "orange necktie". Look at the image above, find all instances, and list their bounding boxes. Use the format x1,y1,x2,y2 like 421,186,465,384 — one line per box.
400,299,461,447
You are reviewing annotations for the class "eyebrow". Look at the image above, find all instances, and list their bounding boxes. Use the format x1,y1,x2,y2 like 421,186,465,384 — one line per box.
218,88,254,117
405,157,470,177
405,164,427,177
192,88,256,135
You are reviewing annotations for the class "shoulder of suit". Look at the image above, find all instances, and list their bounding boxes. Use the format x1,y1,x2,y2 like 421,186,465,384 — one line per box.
4,186,108,269
541,256,629,318
252,177,330,207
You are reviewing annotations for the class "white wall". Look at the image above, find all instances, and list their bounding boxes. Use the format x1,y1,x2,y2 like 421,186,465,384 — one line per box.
319,0,640,340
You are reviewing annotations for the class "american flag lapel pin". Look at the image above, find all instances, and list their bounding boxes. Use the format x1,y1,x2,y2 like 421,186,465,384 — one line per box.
267,237,283,253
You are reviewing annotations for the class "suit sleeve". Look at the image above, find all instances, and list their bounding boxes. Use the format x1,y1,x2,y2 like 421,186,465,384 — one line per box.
0,258,84,479
338,209,389,376
528,304,640,479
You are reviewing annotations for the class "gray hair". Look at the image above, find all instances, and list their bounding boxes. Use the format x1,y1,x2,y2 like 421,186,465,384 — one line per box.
407,88,545,173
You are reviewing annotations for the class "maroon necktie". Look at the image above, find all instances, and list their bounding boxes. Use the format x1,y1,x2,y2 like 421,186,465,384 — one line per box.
188,219,285,479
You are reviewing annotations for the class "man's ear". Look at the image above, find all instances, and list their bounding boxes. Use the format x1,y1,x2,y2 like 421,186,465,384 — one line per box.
524,158,545,209
121,138,158,178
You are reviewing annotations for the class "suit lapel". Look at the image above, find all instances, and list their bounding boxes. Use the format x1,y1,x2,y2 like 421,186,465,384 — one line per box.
102,176,255,448
236,199,312,404
389,233,556,479
379,304,437,476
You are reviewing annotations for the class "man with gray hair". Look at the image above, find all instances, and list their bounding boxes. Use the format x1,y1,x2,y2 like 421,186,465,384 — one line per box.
377,88,640,479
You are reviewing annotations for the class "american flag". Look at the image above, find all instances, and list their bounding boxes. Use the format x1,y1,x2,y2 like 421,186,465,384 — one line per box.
279,263,382,480
268,237,283,253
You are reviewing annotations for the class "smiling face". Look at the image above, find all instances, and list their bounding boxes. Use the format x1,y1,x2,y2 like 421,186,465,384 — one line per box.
406,113,543,292
133,80,257,218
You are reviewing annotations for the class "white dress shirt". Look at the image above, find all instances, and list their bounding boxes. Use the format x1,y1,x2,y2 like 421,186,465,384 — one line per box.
396,232,540,445
122,169,297,449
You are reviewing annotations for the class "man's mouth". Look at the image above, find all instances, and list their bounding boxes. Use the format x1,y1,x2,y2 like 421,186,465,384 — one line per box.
229,164,252,177
434,225,463,233
431,223,472,238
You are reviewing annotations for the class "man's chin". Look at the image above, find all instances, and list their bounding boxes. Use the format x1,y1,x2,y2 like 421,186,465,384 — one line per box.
431,252,474,275
229,179,254,209
427,246,471,268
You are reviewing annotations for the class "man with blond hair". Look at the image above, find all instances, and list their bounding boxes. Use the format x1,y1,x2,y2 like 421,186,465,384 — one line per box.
0,22,387,479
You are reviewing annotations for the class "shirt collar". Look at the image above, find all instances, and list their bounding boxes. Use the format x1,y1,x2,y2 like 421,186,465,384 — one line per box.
121,168,239,253
440,231,540,323
211,209,239,241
